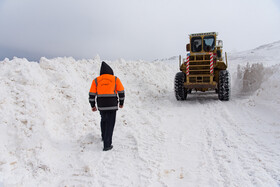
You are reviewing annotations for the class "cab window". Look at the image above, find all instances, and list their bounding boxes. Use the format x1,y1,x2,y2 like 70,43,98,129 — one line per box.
191,37,202,52
203,36,215,52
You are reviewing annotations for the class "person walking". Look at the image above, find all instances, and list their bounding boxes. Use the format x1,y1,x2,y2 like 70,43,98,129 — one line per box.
89,61,125,151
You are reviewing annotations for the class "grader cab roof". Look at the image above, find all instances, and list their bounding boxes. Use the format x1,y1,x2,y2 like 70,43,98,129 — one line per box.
189,32,218,37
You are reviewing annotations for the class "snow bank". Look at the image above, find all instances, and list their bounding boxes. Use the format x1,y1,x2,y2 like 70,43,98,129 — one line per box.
228,41,280,91
230,58,280,122
233,63,272,93
232,62,280,102
229,40,280,99
0,56,103,185
0,56,176,186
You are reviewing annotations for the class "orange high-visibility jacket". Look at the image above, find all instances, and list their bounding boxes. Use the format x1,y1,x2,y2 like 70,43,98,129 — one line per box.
89,74,125,111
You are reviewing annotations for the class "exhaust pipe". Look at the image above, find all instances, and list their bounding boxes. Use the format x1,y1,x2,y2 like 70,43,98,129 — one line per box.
225,52,228,67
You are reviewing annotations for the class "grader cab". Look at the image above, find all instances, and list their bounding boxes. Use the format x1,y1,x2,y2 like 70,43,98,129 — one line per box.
174,32,230,101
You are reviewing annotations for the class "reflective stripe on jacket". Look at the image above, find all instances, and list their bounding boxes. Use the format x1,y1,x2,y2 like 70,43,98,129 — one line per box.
89,74,125,111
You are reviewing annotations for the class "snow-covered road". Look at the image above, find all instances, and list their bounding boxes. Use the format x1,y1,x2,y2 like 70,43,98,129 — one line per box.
0,43,280,186
157,93,280,186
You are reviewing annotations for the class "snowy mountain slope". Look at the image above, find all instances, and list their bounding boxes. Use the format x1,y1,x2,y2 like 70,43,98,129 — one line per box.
228,40,280,67
0,41,280,186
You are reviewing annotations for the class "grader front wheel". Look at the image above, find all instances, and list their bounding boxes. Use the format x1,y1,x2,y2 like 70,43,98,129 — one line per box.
218,70,230,101
174,72,187,100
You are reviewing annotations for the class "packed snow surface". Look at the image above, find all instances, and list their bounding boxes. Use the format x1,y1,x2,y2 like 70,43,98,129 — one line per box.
0,42,280,186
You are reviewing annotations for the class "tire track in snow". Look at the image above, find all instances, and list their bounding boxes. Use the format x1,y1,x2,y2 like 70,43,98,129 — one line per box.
218,101,280,186
156,94,220,186
193,99,235,186
199,99,279,186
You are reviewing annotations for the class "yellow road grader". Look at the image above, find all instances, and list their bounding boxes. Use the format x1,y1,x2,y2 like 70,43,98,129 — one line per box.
175,32,230,101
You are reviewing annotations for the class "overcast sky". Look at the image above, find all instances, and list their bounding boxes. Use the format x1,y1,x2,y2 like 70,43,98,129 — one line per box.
0,0,280,61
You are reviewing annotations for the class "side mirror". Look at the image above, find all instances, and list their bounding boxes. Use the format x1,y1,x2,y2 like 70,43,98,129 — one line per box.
217,40,223,47
186,44,190,52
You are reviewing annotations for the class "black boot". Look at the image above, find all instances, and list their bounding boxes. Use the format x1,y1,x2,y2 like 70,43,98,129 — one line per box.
103,145,113,151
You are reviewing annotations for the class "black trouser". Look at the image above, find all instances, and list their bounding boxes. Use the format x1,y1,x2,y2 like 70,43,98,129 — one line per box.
100,110,117,148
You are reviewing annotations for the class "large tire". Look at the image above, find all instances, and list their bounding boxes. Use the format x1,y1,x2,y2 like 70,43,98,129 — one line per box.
174,72,187,100
218,70,230,101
